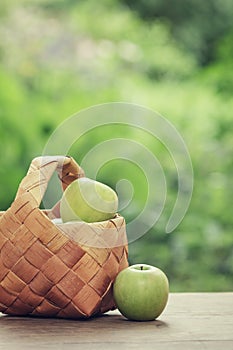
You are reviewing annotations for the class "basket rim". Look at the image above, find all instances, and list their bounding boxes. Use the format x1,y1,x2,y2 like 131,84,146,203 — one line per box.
0,207,128,249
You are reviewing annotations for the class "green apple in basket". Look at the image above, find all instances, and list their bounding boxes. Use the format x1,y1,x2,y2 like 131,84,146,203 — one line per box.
60,177,118,223
113,264,169,321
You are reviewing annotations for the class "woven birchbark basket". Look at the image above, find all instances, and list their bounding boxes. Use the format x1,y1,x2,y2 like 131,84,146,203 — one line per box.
0,156,128,319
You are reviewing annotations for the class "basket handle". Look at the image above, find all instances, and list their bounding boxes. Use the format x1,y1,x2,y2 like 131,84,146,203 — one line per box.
15,156,85,207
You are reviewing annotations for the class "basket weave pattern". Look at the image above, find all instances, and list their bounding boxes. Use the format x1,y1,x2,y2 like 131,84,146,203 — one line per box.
0,156,128,318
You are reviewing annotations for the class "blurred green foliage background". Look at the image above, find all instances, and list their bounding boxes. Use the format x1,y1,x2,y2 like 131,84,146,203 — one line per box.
0,0,233,292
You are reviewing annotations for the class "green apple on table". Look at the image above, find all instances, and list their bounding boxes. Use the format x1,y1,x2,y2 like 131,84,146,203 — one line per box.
60,177,118,223
113,264,169,321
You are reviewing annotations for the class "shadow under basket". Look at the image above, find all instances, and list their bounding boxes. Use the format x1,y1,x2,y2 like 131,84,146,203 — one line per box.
0,156,128,319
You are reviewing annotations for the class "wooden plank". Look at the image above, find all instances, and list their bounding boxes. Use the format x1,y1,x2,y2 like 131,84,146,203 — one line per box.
0,293,232,349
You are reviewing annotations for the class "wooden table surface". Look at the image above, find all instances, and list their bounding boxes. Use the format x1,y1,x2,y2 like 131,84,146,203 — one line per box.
0,293,232,350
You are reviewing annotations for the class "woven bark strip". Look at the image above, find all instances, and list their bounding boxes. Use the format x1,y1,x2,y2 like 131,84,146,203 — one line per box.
0,156,128,318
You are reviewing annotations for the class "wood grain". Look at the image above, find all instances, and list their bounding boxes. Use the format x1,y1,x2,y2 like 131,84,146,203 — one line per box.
0,293,232,349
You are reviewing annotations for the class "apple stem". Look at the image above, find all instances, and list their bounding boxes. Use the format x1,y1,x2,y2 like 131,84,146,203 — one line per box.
140,265,143,270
